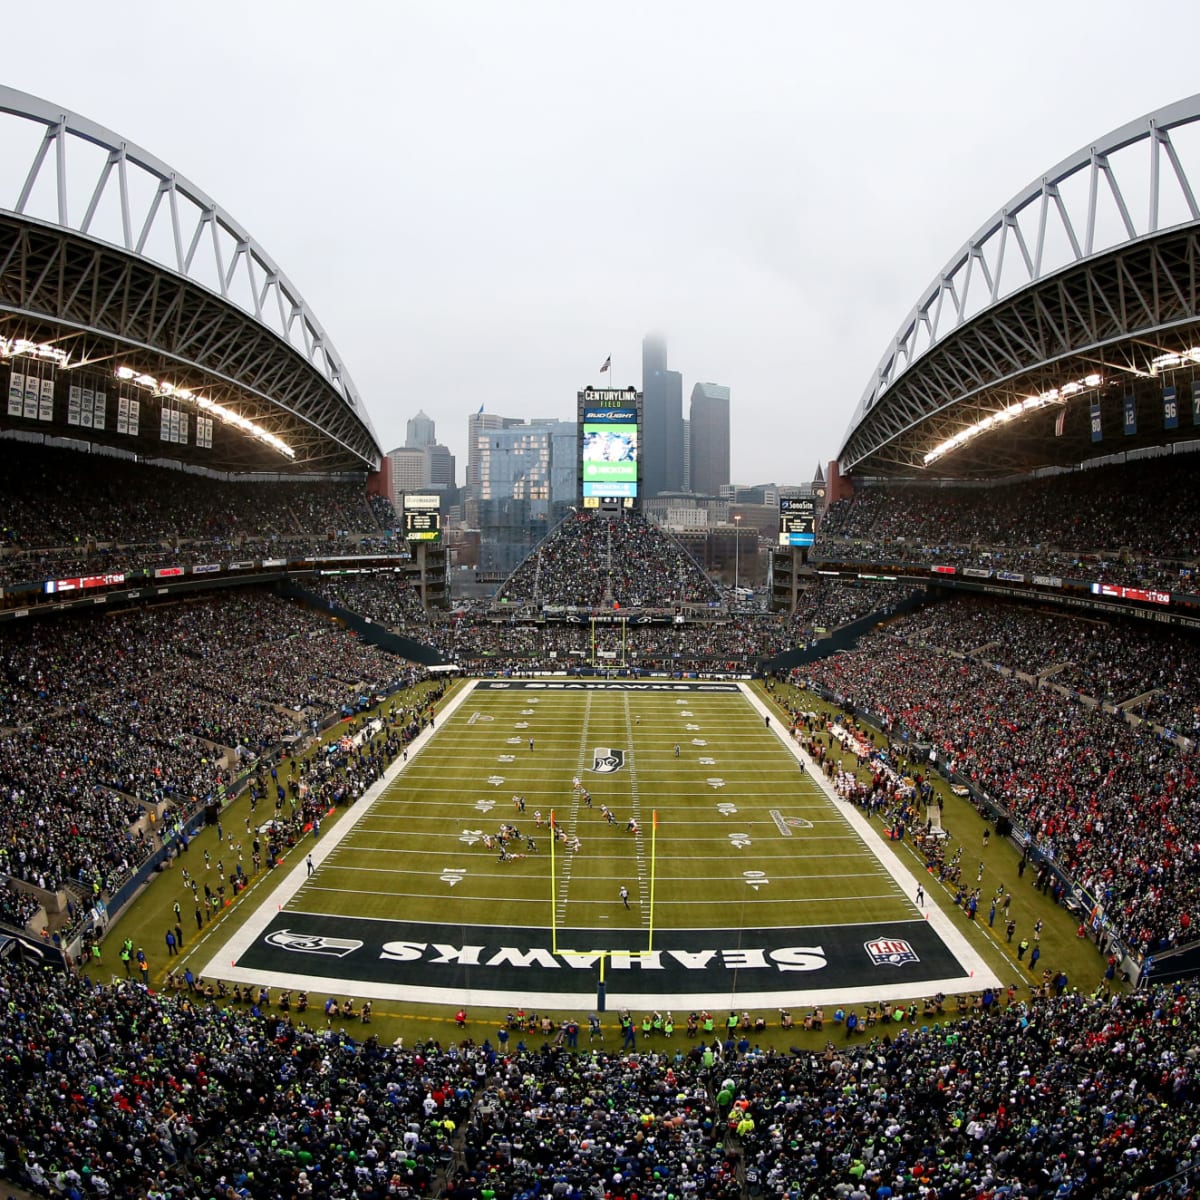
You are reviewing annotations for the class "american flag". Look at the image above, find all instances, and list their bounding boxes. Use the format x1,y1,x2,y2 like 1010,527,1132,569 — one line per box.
599,356,611,373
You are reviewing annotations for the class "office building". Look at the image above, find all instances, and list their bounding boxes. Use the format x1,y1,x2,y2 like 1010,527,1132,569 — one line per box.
406,409,436,449
641,334,684,497
466,409,523,501
385,446,426,512
424,443,456,491
470,417,578,575
689,382,731,497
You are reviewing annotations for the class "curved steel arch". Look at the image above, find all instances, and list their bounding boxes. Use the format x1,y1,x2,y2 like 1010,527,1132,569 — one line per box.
842,94,1200,474
0,85,380,470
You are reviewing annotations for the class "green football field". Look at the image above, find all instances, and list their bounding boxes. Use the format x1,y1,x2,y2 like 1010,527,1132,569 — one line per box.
301,682,899,933
218,680,987,1008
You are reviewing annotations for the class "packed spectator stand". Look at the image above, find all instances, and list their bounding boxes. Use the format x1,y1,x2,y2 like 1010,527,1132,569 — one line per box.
0,955,1196,1199
495,510,723,609
796,597,1200,960
305,572,913,676
812,454,1200,589
0,442,401,591
0,588,422,940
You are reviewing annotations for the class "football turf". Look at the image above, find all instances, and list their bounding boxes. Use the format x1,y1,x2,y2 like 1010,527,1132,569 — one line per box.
303,684,900,931
216,680,992,1008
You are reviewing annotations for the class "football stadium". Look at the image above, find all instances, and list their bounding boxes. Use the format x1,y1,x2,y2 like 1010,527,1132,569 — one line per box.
1,86,1200,1200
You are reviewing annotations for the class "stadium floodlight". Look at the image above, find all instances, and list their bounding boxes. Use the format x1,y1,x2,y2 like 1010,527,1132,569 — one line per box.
924,373,1105,465
111,363,296,458
1150,347,1200,373
0,337,69,366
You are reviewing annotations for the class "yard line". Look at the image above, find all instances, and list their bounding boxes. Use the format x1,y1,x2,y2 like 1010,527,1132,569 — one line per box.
554,691,592,924
299,885,906,908
339,833,874,852
302,885,567,904
311,859,894,880
622,693,650,924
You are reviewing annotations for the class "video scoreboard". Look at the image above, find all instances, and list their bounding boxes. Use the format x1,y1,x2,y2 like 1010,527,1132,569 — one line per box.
779,495,817,547
577,386,642,506
403,494,441,542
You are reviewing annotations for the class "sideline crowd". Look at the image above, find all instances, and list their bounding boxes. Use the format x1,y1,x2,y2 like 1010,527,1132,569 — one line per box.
0,957,1196,1199
797,604,1200,958
0,590,421,936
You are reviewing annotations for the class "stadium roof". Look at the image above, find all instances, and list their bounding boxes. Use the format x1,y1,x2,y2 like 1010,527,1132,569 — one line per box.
840,94,1200,480
0,86,381,475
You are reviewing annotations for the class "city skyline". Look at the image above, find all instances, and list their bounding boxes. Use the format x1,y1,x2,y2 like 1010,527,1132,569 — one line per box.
6,3,1200,483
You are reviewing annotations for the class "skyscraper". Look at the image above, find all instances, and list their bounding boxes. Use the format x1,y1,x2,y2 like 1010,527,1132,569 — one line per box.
424,444,456,491
406,409,436,449
385,446,426,512
689,382,731,497
641,335,684,496
465,409,522,501
471,417,578,574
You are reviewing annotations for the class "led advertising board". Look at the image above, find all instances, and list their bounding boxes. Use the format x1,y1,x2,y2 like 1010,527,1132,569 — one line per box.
581,407,638,499
403,493,441,542
778,496,815,547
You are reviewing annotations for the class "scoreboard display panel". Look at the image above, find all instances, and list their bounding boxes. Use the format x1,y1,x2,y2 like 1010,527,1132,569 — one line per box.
581,406,639,499
403,494,441,542
779,496,816,546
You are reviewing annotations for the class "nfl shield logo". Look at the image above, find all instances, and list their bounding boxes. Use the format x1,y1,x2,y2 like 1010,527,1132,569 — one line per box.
864,937,920,967
592,748,626,774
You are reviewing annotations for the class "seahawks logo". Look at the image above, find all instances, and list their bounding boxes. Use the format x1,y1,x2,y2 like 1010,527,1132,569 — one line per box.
592,748,625,774
265,928,363,958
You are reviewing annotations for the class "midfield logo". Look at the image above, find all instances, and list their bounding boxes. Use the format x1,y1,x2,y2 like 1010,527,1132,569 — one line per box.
592,748,626,774
864,937,920,967
265,929,364,958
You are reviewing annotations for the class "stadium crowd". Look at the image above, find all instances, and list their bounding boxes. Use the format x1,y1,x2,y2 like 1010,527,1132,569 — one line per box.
813,456,1200,589
306,573,429,635
302,575,913,676
896,596,1200,732
0,957,1197,1199
797,608,1200,958
0,444,402,588
496,512,722,608
0,590,421,933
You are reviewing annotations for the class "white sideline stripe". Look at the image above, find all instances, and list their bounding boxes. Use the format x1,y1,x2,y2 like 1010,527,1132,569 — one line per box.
207,679,999,1009
739,683,1001,994
204,679,482,978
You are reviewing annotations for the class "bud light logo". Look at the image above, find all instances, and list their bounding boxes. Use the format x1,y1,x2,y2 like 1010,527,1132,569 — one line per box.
592,748,626,774
864,937,919,967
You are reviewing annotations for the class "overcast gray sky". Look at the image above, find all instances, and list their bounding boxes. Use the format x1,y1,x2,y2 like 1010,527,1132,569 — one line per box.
5,0,1200,484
